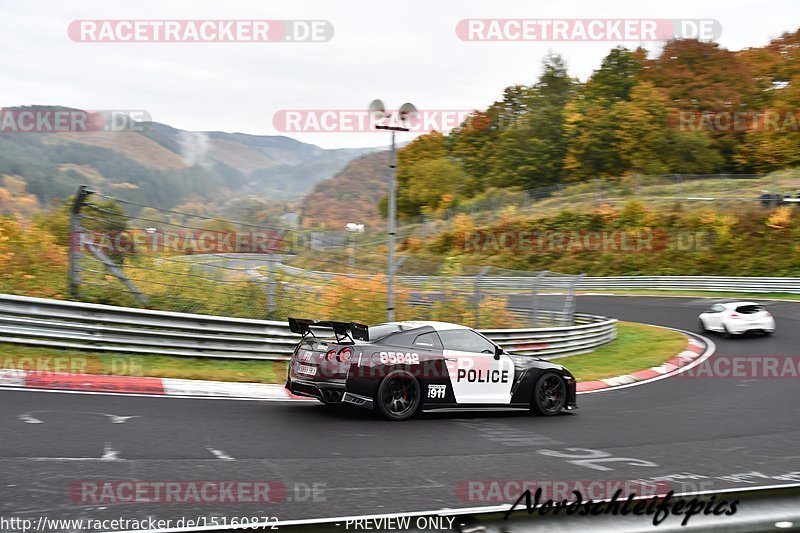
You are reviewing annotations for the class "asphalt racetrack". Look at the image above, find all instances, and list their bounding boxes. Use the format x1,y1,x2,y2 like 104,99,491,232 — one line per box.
1,295,799,528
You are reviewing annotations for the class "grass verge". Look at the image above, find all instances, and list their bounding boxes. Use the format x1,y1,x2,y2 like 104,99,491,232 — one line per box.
556,321,688,382
0,321,687,385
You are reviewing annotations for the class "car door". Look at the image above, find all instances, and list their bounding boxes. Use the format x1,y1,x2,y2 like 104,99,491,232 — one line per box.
705,304,726,329
438,328,514,405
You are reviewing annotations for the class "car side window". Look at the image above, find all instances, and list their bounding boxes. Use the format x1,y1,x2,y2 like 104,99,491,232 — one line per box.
413,332,443,350
710,304,725,313
439,329,496,353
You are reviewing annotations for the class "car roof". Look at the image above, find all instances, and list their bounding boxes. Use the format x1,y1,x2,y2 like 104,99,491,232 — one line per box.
717,301,762,307
383,320,471,332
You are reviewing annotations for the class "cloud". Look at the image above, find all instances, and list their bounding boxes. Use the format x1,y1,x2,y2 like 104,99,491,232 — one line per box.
0,0,797,148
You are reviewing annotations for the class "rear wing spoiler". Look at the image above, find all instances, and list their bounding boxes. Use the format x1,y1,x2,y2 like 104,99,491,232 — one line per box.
288,317,369,342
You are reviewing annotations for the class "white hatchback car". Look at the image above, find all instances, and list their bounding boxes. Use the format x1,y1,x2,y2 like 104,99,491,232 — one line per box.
698,301,775,337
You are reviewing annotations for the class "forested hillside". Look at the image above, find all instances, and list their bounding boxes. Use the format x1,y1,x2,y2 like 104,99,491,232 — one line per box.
393,32,800,219
300,151,389,230
0,108,376,211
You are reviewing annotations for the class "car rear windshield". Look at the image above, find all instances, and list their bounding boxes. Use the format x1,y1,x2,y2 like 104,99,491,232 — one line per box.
736,305,765,314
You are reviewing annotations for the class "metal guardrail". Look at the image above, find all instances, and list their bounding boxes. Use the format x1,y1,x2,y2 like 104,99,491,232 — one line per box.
577,276,800,293
0,294,616,361
404,275,800,293
281,265,800,294
482,314,617,358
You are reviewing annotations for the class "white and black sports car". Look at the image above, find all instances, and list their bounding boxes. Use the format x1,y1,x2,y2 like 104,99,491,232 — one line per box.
286,318,577,421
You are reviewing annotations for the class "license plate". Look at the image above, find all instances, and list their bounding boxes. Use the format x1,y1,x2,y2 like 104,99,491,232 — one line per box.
297,364,317,376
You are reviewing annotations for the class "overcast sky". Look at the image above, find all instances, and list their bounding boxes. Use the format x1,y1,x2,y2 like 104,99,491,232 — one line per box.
0,0,797,149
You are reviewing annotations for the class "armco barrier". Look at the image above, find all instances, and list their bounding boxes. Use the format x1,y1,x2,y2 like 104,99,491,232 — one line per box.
0,294,615,360
402,275,800,293
280,265,800,294
577,275,800,293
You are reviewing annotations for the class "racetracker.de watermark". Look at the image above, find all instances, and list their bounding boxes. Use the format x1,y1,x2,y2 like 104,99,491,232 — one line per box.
0,109,150,133
456,19,721,42
679,356,800,379
457,480,673,503
72,229,286,254
272,109,473,133
677,110,800,132
69,480,325,504
460,230,713,254
0,355,146,376
68,20,334,42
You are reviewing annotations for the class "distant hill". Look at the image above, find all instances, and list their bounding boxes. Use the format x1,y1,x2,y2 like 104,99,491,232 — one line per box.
300,150,389,231
0,106,378,209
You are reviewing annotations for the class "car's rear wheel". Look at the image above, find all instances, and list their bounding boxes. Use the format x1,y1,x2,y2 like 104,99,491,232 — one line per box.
375,370,420,421
722,325,732,338
531,372,566,416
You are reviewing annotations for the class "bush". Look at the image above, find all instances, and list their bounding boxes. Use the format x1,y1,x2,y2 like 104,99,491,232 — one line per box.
0,217,67,298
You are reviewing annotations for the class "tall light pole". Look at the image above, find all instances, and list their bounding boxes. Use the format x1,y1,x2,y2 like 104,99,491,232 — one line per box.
369,99,417,322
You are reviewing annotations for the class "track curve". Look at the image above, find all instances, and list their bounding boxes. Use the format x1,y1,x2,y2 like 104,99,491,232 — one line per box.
1,295,799,526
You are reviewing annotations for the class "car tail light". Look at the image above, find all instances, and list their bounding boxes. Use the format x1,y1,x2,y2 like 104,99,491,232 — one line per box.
765,310,772,317
730,313,739,318
326,349,337,361
338,347,353,363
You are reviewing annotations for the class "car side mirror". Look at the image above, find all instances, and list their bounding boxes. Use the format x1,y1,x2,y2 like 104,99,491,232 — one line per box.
494,346,503,360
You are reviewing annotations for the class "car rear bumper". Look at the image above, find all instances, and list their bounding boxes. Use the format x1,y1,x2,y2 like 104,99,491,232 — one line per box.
286,378,346,403
727,319,776,334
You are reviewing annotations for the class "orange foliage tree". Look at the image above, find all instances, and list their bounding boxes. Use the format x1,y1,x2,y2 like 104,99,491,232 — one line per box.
0,217,67,298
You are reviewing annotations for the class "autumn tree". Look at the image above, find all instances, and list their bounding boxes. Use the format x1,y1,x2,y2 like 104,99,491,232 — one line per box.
734,72,800,172
582,46,646,105
566,47,645,180
394,132,464,218
0,175,40,219
485,54,576,188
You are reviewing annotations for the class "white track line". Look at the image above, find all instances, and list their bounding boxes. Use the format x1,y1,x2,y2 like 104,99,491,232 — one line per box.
101,443,119,461
206,447,235,461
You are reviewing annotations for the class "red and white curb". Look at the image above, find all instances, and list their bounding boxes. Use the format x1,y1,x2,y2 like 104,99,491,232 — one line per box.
576,335,709,393
0,333,711,400
0,370,307,401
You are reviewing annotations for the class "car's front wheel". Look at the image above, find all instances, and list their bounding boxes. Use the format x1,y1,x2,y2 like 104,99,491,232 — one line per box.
375,370,421,421
531,372,566,416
